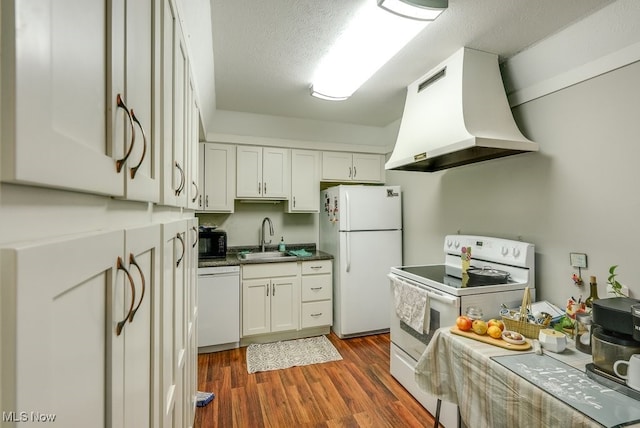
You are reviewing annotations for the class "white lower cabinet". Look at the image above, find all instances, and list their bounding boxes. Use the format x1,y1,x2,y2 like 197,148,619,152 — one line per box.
241,259,333,339
160,219,198,428
242,262,299,336
0,225,167,428
300,260,333,328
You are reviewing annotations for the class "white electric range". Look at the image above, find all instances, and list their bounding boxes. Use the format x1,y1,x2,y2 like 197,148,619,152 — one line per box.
388,235,535,428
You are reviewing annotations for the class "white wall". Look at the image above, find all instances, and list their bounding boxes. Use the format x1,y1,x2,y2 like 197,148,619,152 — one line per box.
387,58,640,307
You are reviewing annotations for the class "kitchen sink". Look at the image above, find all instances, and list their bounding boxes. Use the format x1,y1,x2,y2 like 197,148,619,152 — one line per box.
238,251,298,261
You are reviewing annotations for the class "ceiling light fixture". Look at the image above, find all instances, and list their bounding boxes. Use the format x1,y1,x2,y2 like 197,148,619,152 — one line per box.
310,0,446,101
377,0,448,21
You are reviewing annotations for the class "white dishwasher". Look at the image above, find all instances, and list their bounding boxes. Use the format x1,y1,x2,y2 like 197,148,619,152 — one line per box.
197,265,240,352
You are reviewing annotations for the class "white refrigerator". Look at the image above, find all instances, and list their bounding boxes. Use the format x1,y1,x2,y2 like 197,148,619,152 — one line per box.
319,185,402,338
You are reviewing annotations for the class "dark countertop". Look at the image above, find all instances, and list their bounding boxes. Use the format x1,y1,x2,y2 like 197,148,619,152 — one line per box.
198,243,334,268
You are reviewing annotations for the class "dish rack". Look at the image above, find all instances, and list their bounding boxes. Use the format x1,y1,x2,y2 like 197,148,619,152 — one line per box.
502,287,549,339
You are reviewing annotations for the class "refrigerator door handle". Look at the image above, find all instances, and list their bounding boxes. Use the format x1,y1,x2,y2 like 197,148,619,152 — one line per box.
345,190,351,231
346,232,351,273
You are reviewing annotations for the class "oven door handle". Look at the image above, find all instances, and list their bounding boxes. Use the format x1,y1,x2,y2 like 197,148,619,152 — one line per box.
388,274,460,307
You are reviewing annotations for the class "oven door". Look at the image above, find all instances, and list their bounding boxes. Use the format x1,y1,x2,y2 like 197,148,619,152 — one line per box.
389,274,460,362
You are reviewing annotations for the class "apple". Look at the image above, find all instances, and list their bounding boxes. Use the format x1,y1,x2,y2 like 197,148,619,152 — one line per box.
456,315,473,331
472,319,488,335
487,325,502,339
487,319,505,331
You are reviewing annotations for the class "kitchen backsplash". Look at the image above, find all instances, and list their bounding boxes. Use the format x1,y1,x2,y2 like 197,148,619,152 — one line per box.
196,202,318,247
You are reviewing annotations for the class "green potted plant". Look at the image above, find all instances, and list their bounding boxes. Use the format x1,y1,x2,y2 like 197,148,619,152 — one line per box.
607,265,627,297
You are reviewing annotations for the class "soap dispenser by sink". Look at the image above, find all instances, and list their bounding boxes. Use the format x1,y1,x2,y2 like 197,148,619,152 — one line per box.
278,237,286,252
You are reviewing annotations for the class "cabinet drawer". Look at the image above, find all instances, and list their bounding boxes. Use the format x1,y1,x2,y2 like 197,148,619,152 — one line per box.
301,301,332,328
301,259,332,275
301,275,332,302
242,262,298,279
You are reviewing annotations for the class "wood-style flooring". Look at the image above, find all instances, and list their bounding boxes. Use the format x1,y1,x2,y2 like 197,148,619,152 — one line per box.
195,332,438,428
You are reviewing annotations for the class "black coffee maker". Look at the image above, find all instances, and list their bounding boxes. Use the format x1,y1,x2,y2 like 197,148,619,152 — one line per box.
586,297,640,398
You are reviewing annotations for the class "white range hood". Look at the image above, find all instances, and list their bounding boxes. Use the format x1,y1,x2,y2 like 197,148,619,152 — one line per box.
385,47,538,172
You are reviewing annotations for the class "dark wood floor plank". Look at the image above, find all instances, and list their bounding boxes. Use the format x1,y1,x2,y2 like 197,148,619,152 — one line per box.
194,332,437,427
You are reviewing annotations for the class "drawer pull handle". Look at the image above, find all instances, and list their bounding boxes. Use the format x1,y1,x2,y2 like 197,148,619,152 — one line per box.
129,109,147,179
174,161,185,196
310,287,323,291
115,94,135,173
128,253,145,323
311,312,323,317
310,266,323,270
116,256,136,336
176,232,185,267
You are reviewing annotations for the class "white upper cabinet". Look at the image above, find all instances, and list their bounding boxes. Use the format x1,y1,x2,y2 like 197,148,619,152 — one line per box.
321,151,384,183
1,0,160,201
199,143,236,212
236,146,290,199
288,149,320,212
1,1,119,196
111,0,159,203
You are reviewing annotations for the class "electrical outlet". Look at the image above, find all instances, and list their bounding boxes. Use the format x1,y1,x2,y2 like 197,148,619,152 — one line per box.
570,253,587,268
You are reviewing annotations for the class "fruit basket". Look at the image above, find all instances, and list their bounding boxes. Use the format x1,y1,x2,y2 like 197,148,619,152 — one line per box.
501,287,547,339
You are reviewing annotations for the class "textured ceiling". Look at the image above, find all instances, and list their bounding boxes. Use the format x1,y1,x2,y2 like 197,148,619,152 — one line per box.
210,0,613,127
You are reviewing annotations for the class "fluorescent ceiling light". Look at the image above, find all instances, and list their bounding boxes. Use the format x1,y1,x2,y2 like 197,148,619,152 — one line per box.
311,1,436,101
377,0,447,21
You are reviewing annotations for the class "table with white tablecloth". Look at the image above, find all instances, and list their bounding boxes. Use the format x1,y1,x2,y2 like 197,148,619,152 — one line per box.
415,328,640,428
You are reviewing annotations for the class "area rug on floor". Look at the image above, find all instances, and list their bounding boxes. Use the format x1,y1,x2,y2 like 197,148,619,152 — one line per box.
246,335,342,374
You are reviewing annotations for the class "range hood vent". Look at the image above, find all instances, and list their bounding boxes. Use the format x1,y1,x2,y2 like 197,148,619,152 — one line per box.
386,47,538,172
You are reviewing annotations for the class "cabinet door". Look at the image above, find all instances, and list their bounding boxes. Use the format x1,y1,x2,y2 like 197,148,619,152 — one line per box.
242,278,271,336
161,220,188,428
321,152,353,181
1,230,123,427
236,146,263,198
121,224,161,428
122,0,158,202
160,0,188,207
1,1,122,196
201,143,236,212
186,81,200,210
289,149,319,212
271,277,299,333
352,153,384,183
262,147,290,198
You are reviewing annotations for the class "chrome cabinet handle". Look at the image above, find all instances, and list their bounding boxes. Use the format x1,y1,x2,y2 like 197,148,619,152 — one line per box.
191,181,199,203
348,167,352,178
176,233,185,267
311,313,323,317
272,283,275,296
199,194,202,208
310,266,322,270
115,94,136,173
258,182,261,194
205,195,209,208
293,196,296,207
174,161,185,196
353,166,357,178
129,109,147,179
264,182,267,194
128,254,145,323
266,282,270,297
116,256,136,336
310,287,323,291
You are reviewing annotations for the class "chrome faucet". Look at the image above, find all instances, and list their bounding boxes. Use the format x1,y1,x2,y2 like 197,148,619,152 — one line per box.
260,217,274,252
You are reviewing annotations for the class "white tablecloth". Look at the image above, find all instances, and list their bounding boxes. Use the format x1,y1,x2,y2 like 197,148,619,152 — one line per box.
414,328,636,428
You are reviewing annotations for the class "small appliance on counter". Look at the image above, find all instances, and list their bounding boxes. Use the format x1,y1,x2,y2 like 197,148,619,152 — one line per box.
586,297,640,400
198,226,227,259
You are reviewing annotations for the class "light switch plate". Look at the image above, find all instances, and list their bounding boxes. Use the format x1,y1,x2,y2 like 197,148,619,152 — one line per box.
570,252,587,268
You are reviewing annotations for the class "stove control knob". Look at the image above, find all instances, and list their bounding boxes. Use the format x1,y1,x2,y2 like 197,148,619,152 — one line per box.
512,247,521,258
501,246,509,256
453,241,460,249
446,239,453,248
